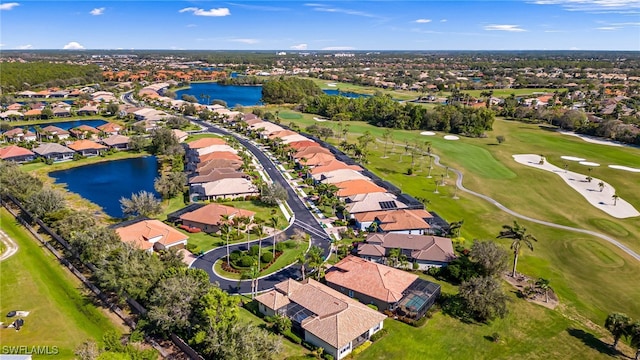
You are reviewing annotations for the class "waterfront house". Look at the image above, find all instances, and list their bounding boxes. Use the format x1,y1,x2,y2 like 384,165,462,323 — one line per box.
353,209,432,234
32,143,75,162
70,125,100,140
101,134,130,150
0,145,35,163
0,110,24,121
76,104,99,116
195,178,259,201
97,122,123,135
255,278,386,360
67,139,107,157
2,128,36,142
40,126,70,140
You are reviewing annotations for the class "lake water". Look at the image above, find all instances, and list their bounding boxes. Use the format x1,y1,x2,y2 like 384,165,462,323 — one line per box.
175,83,263,107
24,119,107,132
175,83,372,107
50,156,159,218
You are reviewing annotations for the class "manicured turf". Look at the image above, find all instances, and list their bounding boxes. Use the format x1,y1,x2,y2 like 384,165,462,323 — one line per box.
0,209,123,359
213,240,306,279
265,108,640,333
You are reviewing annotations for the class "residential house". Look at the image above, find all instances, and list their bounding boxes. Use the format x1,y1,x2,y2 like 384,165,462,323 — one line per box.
310,160,362,176
335,179,386,198
172,129,189,143
23,109,42,119
358,233,455,269
76,104,99,116
300,153,337,167
52,107,71,117
133,108,168,121
294,146,332,159
102,134,130,150
179,203,255,233
344,192,408,215
70,125,100,140
114,219,188,252
195,178,259,201
32,143,75,162
2,128,36,142
0,145,35,163
132,119,158,132
312,169,370,185
195,158,243,174
353,209,432,234
287,140,320,150
281,134,311,144
255,278,386,360
325,256,441,318
0,110,24,121
97,122,123,135
269,130,298,139
6,103,23,111
67,139,107,157
41,125,70,140
188,168,247,186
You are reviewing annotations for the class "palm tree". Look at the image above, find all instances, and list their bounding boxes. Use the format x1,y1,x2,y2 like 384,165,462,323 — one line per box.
242,263,261,299
536,278,550,303
244,216,253,248
586,175,593,183
252,224,267,267
388,248,401,267
612,193,619,206
296,253,307,281
306,245,325,280
604,312,630,350
627,321,640,360
220,223,233,266
497,221,538,277
381,128,392,158
598,181,605,192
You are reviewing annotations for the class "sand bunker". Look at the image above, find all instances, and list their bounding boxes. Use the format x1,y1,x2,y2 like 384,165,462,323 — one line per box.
579,161,600,167
444,135,459,140
327,83,337,87
609,165,640,173
421,131,436,136
559,131,623,147
512,154,639,219
313,117,327,122
561,156,586,162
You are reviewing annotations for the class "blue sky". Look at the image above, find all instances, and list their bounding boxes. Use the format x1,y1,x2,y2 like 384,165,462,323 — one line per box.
1,1,639,51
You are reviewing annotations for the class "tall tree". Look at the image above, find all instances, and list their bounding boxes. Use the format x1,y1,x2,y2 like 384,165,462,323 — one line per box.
154,172,186,199
605,312,630,350
470,240,509,277
497,221,537,277
458,276,510,323
627,321,640,360
24,188,66,219
306,245,325,280
119,190,162,218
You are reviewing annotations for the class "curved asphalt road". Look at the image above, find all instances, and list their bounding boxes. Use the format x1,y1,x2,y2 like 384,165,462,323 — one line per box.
429,153,640,262
188,120,332,294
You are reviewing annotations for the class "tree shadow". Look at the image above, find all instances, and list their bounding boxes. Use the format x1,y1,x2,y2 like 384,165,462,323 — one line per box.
566,328,616,356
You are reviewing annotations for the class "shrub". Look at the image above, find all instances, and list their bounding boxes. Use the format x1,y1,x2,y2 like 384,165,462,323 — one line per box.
412,262,420,270
496,135,505,144
412,316,428,327
239,255,254,267
230,250,242,262
351,341,371,356
492,332,501,342
366,304,378,311
129,329,145,343
369,328,388,342
185,243,198,252
275,242,286,252
282,329,302,344
261,251,274,264
406,167,413,175
284,240,297,249
322,354,334,360
273,315,292,334
248,245,260,256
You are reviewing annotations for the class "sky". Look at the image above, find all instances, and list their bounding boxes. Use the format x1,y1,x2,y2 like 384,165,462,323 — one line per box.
1,1,639,51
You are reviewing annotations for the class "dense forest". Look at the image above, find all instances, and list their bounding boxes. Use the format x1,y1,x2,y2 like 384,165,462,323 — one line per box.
218,75,265,86
0,62,102,92
261,77,324,104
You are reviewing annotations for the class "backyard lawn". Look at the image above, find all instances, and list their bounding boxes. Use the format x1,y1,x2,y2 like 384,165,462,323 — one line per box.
0,209,124,359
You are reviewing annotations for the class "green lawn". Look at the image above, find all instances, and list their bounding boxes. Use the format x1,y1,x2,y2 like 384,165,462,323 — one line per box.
264,108,640,344
184,133,226,143
0,209,124,359
214,240,306,280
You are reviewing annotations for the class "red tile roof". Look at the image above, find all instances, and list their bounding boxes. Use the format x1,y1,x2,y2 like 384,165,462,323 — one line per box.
335,179,386,197
67,139,107,151
0,145,35,159
188,137,227,149
179,203,255,226
116,219,188,251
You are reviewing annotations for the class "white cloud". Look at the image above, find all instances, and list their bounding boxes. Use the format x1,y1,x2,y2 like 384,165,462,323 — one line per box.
415,19,431,23
0,2,19,10
229,38,258,44
290,43,308,50
531,0,640,13
596,26,620,30
15,44,32,49
484,24,527,32
305,3,381,19
0,43,4,47
179,7,230,17
322,46,356,50
90,7,105,16
440,19,447,22
63,41,85,49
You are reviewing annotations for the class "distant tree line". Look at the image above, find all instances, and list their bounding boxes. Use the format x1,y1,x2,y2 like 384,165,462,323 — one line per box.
0,62,102,92
218,75,265,86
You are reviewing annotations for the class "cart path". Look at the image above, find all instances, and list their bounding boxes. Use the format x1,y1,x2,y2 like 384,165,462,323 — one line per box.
377,139,640,262
0,228,18,261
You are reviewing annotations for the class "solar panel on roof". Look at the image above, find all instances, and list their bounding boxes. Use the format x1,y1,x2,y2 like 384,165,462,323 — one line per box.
378,201,398,210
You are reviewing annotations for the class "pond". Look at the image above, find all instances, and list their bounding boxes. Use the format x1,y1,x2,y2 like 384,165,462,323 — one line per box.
50,156,159,218
322,89,371,99
23,119,107,132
